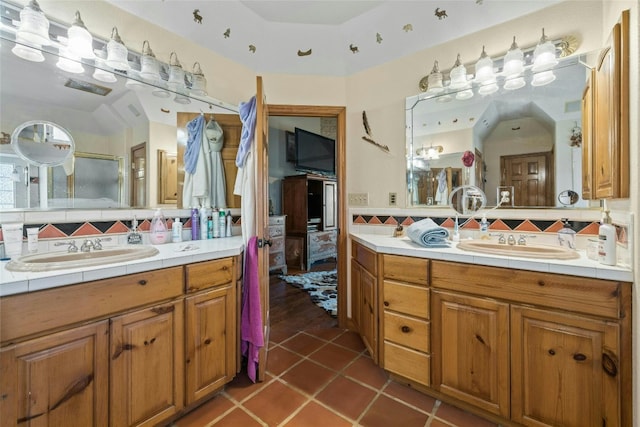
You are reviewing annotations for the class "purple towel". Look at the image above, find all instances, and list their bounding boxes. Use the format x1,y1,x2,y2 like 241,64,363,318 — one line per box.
241,236,264,382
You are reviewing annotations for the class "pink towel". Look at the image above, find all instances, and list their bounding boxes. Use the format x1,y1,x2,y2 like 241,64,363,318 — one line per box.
241,236,264,382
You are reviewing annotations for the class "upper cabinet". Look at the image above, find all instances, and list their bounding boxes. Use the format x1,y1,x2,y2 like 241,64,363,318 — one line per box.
587,10,630,200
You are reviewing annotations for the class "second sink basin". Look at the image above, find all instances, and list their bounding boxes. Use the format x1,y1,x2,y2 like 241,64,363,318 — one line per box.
457,240,580,260
6,245,160,272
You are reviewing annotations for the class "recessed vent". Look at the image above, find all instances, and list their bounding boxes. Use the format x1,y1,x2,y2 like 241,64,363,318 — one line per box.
127,104,141,117
64,78,112,96
565,100,581,113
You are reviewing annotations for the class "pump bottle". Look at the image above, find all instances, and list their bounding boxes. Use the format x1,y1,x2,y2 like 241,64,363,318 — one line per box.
598,210,616,265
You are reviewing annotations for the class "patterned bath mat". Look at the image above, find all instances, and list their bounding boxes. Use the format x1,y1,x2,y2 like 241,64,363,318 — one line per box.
279,270,337,317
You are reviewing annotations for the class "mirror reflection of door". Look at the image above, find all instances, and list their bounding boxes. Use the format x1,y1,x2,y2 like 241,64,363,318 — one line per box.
500,151,553,206
130,142,146,208
158,150,178,204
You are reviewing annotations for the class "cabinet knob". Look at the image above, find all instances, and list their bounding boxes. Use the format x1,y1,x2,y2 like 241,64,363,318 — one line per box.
138,279,148,286
537,280,545,287
573,353,587,362
401,326,411,333
383,301,389,307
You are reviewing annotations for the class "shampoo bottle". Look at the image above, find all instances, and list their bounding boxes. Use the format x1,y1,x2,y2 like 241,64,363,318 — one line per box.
190,208,199,241
149,209,169,244
172,218,183,243
219,209,226,237
226,210,232,237
200,207,209,240
598,210,616,266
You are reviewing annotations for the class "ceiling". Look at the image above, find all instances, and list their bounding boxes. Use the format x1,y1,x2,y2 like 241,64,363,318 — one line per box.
105,0,562,76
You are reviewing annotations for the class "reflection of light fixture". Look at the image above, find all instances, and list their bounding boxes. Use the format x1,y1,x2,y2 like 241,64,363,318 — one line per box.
167,52,185,90
93,48,117,83
67,11,94,59
531,70,556,86
56,47,84,73
15,0,51,46
139,41,160,81
425,61,444,95
416,145,443,160
449,54,468,90
503,36,524,78
105,27,129,70
190,62,207,96
475,46,498,95
532,28,558,72
11,35,45,62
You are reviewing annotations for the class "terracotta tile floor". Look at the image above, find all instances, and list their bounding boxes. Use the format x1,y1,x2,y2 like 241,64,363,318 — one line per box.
172,327,499,427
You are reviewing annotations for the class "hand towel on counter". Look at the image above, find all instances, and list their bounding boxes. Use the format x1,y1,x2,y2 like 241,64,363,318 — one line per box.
406,218,450,248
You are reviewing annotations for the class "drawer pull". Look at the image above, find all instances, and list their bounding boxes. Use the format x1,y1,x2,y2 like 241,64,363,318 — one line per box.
537,280,545,287
401,326,411,333
384,301,390,307
573,353,587,362
602,351,618,377
138,279,148,286
204,338,212,345
548,349,556,356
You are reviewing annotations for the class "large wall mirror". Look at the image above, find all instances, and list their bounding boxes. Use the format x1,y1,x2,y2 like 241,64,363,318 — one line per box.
406,53,597,209
0,21,238,211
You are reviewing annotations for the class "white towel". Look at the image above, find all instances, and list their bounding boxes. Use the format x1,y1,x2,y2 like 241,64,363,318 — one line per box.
406,218,450,247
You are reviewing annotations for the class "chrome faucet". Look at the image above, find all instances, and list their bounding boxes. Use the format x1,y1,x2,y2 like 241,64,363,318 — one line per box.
507,235,516,246
55,241,78,253
80,239,94,252
92,237,111,250
517,234,536,245
490,233,506,244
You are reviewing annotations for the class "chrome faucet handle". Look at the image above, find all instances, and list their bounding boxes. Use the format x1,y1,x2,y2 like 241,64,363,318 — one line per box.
55,241,78,253
93,237,111,250
507,234,516,246
490,233,506,244
80,239,94,252
517,234,536,245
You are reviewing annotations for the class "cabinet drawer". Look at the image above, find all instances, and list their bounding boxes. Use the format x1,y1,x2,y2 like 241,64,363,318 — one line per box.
270,236,284,252
383,255,429,286
185,257,234,293
1,267,183,344
384,341,430,386
309,231,336,256
384,311,429,352
383,280,429,319
269,252,285,267
268,225,285,238
431,261,624,319
268,216,285,226
352,242,377,274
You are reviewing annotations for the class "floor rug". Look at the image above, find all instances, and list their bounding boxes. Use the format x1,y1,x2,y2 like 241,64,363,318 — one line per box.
279,270,337,317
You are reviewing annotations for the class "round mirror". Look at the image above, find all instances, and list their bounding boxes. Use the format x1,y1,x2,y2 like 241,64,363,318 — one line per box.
449,185,487,215
557,189,579,206
11,120,75,167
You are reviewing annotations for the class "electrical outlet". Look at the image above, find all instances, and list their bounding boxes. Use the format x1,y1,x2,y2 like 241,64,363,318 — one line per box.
389,192,397,206
348,193,369,206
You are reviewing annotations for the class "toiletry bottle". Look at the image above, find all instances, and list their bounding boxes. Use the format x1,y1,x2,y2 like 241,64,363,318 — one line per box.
598,211,616,265
479,214,489,240
451,214,460,242
200,206,209,240
149,209,168,244
557,218,576,249
190,207,199,240
128,216,143,244
172,218,183,243
226,210,232,237
219,209,226,238
212,208,220,238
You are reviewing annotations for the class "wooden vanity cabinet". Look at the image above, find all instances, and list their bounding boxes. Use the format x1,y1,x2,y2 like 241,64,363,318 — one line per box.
431,260,631,427
350,242,378,361
380,255,430,387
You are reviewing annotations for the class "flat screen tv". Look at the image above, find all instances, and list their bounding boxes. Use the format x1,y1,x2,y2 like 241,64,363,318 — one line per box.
294,127,335,176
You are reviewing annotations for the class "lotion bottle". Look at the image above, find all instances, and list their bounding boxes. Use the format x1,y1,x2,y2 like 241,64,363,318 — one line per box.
598,210,616,265
149,209,169,244
172,218,182,243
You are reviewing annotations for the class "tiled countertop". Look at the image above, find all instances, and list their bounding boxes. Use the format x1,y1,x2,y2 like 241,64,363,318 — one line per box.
0,237,244,297
351,233,633,282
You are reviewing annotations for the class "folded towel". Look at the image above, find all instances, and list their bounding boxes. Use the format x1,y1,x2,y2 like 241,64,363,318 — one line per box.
406,218,450,247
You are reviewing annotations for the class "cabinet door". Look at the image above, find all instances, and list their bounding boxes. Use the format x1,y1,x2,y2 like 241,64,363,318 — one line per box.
511,306,620,427
110,301,184,427
350,259,362,332
185,284,236,405
360,267,377,361
0,322,109,427
581,68,594,200
432,290,509,418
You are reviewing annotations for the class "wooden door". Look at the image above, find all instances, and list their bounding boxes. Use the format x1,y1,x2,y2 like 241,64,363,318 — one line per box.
130,142,146,208
511,306,620,427
360,267,377,360
432,290,510,418
0,322,109,427
350,258,362,332
255,76,271,382
158,150,178,204
185,284,236,404
110,301,184,427
500,151,552,206
581,69,595,200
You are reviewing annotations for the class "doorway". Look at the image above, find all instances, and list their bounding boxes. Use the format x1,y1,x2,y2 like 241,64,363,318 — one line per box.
130,142,146,208
267,105,347,329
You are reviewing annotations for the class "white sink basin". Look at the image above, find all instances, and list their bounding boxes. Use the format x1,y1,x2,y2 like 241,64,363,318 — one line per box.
457,240,580,260
6,245,160,272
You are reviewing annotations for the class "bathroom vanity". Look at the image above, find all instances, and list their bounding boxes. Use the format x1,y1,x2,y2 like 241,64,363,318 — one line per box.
350,234,632,427
0,239,243,427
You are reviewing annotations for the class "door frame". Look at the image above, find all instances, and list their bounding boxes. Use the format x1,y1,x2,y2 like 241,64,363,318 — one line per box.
130,142,147,208
267,105,347,328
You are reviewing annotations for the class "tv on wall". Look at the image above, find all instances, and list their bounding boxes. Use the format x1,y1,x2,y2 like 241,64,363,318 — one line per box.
294,127,335,176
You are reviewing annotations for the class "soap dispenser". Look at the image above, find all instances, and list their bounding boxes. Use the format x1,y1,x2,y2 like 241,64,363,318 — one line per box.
479,214,489,240
598,210,616,265
127,216,143,245
557,218,576,249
